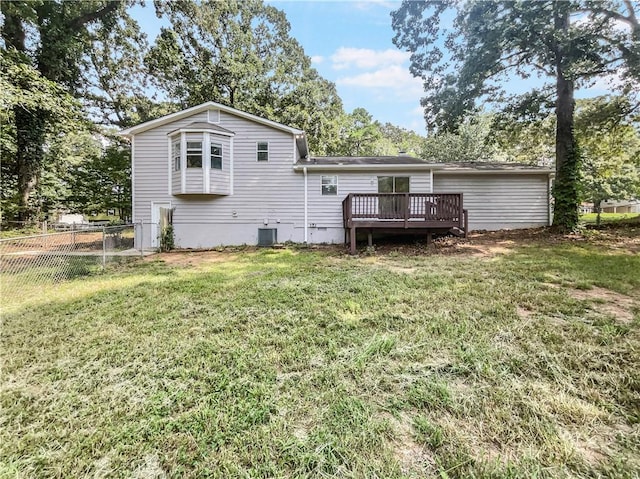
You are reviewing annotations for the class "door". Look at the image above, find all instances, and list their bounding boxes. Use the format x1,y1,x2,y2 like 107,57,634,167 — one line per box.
151,201,172,248
378,176,409,218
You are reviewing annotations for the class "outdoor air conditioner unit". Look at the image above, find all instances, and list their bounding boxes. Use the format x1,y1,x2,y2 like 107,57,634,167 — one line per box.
258,228,277,246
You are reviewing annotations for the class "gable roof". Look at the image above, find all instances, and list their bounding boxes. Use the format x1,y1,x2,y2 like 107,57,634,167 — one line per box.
119,101,305,137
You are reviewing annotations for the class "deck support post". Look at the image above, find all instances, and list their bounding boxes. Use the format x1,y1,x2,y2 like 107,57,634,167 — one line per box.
367,230,373,247
350,226,357,254
426,230,432,246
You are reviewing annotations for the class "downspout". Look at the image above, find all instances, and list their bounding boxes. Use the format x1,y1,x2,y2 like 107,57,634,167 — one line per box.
303,166,308,243
548,173,554,226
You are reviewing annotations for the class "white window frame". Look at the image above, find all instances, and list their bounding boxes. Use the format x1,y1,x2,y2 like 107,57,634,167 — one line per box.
321,175,338,196
171,138,181,172
186,140,203,168
210,142,223,170
257,141,269,162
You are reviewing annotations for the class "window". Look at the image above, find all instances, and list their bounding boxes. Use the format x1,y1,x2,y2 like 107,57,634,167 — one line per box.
210,143,222,170
321,176,338,195
257,142,269,161
186,141,202,168
172,139,181,171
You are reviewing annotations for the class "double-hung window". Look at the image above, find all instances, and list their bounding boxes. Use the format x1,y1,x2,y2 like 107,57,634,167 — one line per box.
321,176,338,195
186,141,202,168
210,143,223,170
172,139,181,171
257,142,269,161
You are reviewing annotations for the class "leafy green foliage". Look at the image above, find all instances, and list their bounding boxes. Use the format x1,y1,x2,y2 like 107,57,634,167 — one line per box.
145,0,344,155
423,114,497,162
0,53,85,221
329,108,426,156
69,140,133,220
392,0,640,230
1,0,128,221
160,225,175,252
491,96,640,221
575,97,640,219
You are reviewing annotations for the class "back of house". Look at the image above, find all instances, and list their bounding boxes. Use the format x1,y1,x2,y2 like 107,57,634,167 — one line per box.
122,102,554,250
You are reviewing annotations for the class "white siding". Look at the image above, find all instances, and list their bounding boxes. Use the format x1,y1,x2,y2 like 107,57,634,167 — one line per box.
305,170,432,227
133,110,304,248
209,134,230,195
302,170,433,244
433,173,550,230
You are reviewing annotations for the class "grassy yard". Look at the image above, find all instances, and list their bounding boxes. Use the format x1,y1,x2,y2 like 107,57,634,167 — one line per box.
580,212,640,225
1,228,639,478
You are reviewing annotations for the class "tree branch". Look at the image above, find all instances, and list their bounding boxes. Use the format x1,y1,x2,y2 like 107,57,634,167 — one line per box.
68,1,121,30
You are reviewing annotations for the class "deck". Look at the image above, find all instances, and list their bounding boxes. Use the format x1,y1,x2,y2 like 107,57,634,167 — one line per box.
342,193,468,253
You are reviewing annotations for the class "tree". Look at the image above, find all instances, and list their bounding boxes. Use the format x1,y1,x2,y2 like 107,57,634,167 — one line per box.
378,123,426,157
423,114,498,162
0,52,84,222
392,0,639,230
145,0,343,154
331,108,383,156
70,140,132,221
1,0,129,221
575,96,640,224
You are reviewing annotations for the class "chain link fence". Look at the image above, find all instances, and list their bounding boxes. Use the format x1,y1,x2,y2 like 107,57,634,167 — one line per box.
0,224,148,303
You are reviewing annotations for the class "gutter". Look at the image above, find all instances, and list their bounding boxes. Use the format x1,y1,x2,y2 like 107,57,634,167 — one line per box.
292,164,555,174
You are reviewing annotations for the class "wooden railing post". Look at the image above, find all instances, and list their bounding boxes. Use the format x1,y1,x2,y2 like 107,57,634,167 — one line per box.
459,193,464,229
404,193,409,228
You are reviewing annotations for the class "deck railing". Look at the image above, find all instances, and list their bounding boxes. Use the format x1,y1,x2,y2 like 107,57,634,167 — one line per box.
343,193,464,228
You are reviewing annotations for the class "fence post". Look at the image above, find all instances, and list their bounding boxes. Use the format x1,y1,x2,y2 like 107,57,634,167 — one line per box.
102,226,106,270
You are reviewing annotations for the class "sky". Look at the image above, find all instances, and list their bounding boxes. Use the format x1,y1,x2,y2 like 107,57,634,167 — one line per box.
269,0,426,132
131,0,617,135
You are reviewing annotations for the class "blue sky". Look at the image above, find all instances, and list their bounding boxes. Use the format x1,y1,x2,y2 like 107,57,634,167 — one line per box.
269,1,426,132
131,1,616,135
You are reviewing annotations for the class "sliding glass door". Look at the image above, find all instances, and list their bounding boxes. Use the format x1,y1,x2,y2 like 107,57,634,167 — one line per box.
378,176,409,218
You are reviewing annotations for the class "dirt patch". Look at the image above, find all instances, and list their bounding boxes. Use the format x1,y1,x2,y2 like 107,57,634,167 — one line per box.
569,287,637,323
385,412,436,476
150,251,238,267
516,306,534,320
382,264,419,274
142,224,639,264
132,454,166,479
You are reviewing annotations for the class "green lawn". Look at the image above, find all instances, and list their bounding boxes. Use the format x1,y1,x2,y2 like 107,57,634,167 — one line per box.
1,230,639,478
581,212,640,225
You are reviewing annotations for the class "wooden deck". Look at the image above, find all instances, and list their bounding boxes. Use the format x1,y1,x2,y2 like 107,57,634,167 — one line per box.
342,193,468,253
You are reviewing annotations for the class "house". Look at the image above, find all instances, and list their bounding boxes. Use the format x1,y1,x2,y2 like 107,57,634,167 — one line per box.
120,102,554,252
600,199,640,214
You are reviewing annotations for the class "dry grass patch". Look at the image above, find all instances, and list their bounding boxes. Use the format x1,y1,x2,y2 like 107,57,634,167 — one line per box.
569,286,638,324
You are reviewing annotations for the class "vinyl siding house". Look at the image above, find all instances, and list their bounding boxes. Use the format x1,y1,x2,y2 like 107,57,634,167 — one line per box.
121,102,554,251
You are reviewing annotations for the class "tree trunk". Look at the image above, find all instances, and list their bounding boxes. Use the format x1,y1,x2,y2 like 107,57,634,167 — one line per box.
14,107,47,221
594,199,602,226
552,3,580,231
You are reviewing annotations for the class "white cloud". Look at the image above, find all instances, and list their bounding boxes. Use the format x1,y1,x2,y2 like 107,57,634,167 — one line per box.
352,0,398,11
337,65,423,95
331,47,411,70
310,55,324,65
